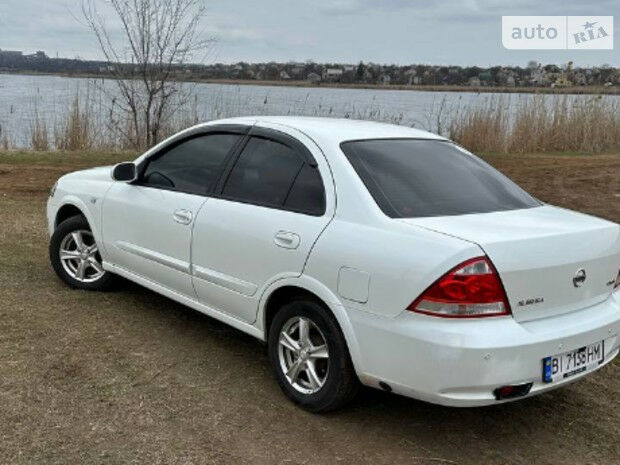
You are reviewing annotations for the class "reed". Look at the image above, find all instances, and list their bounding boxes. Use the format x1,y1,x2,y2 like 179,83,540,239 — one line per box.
449,95,620,153
29,110,50,151
0,124,12,150
54,95,93,151
13,85,620,154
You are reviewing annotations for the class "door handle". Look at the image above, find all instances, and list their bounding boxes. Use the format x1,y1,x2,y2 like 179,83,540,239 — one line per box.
173,209,193,225
274,231,300,249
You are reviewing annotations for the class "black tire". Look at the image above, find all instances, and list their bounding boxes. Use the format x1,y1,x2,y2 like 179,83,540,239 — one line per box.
268,298,359,412
49,215,116,291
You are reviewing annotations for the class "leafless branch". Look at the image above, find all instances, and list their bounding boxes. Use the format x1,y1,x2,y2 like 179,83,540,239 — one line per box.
82,0,214,149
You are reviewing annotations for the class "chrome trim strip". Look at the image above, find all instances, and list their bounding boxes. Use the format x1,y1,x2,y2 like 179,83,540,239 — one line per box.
115,241,190,274
192,264,258,297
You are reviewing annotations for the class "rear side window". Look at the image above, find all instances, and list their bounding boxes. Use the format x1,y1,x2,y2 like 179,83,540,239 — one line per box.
284,164,325,215
141,133,241,195
341,139,540,218
222,137,325,215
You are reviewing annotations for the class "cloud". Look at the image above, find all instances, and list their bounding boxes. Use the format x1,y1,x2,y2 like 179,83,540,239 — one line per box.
0,0,617,66
320,0,438,15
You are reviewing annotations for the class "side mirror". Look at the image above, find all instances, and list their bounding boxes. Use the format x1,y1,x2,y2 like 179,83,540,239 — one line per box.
111,162,137,182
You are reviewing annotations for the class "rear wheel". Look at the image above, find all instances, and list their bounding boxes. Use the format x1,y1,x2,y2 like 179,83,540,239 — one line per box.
268,299,359,412
49,215,115,291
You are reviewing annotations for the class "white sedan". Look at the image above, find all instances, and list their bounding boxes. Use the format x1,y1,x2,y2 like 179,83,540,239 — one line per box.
47,117,620,411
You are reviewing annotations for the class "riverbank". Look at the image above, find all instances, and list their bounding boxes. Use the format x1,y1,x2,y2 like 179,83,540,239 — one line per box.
1,70,618,95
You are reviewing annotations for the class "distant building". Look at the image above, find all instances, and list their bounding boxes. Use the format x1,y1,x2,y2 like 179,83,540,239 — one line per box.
378,74,391,85
404,68,416,85
279,70,291,80
322,68,343,82
24,50,48,60
289,66,305,78
0,49,23,57
307,72,321,84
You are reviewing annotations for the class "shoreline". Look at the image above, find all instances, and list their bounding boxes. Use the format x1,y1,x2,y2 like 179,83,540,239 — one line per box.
1,70,617,95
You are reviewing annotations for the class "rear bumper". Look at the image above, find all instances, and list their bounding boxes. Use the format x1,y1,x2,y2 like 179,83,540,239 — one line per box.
348,292,620,407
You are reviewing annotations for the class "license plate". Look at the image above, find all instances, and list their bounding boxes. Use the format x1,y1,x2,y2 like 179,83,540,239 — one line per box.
543,340,604,383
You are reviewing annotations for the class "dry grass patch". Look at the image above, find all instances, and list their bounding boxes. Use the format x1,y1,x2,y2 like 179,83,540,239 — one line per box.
450,96,620,154
0,151,618,465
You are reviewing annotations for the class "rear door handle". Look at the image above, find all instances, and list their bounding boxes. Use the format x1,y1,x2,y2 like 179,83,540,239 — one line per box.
274,231,300,249
173,209,193,225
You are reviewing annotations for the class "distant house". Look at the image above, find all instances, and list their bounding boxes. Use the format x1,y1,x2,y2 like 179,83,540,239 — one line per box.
404,68,416,85
378,74,391,85
468,76,481,87
279,70,291,80
529,67,548,86
322,68,344,82
289,66,305,78
307,72,321,84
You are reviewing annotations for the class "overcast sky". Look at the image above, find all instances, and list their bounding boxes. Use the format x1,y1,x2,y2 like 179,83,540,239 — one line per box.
0,0,617,67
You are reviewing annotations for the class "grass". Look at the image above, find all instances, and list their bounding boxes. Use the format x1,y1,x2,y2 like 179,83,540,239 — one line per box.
0,150,619,464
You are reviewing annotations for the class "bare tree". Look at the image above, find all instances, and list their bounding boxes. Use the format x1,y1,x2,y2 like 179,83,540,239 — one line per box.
82,0,212,149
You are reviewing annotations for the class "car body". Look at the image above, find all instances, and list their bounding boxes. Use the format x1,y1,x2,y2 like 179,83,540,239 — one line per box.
47,116,620,410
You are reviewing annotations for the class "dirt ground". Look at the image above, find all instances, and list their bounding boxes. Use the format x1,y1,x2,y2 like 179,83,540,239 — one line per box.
0,151,619,465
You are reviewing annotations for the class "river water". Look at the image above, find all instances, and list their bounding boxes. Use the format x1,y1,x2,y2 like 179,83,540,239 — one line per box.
0,73,615,146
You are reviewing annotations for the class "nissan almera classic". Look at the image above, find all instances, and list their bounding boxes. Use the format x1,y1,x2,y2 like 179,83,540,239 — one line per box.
47,117,620,412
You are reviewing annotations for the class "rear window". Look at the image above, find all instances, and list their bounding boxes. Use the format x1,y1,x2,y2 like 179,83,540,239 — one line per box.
340,139,540,218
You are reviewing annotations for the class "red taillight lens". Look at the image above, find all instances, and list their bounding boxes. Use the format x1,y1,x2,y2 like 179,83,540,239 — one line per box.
408,256,511,318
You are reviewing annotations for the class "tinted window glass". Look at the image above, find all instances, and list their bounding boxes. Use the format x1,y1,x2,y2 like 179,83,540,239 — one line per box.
142,134,240,195
223,137,304,207
341,139,540,218
284,164,325,215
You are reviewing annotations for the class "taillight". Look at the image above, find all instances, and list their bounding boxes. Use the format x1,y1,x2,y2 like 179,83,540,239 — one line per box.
408,256,511,318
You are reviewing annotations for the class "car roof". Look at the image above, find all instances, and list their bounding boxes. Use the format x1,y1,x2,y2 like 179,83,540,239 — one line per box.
204,116,447,144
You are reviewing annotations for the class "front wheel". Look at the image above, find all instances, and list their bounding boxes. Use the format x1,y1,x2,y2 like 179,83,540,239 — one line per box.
268,299,359,412
49,215,115,291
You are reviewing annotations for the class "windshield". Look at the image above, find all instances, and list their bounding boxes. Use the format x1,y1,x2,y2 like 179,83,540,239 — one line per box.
340,139,541,218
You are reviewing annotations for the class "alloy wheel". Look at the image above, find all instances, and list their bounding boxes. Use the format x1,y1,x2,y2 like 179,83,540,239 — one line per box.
58,230,105,283
278,316,330,394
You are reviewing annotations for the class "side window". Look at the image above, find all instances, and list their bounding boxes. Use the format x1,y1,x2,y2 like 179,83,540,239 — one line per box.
284,164,325,215
222,136,325,215
141,133,241,195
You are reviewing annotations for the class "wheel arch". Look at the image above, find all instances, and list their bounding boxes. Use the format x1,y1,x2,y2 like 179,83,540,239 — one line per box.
257,276,363,374
55,203,86,228
53,196,106,257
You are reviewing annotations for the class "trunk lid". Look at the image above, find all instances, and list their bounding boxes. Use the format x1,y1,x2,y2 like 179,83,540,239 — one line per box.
401,206,620,322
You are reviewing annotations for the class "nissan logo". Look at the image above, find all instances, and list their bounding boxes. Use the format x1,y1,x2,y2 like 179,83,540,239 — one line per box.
573,269,587,288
